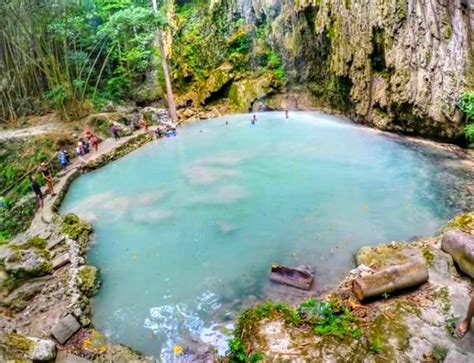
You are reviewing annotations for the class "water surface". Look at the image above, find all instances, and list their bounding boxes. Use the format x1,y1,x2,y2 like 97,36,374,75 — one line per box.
61,112,471,360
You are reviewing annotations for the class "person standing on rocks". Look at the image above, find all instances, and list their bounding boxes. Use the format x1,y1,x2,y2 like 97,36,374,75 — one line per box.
111,124,121,141
39,162,55,196
29,175,44,209
457,296,474,338
90,134,99,152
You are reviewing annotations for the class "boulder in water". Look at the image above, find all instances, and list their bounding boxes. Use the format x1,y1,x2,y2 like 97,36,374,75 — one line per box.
441,229,474,278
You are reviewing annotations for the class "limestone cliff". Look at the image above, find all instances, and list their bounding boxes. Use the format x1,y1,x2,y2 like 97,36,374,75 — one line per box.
170,0,473,140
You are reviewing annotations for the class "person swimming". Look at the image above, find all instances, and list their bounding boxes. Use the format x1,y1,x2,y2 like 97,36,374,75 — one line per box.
251,114,257,125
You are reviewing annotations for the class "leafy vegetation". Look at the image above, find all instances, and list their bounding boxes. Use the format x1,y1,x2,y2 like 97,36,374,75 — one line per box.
227,338,264,363
0,0,166,122
457,91,474,142
445,314,459,336
228,298,361,360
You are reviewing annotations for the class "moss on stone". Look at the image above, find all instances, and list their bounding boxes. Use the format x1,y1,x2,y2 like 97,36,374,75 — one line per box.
444,212,474,234
61,213,92,253
422,247,435,267
77,265,100,298
5,333,33,352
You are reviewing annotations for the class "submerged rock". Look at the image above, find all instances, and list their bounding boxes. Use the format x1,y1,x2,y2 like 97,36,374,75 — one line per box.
441,230,474,278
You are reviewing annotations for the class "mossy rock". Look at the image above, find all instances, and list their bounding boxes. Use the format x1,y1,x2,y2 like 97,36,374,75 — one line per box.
77,265,100,298
443,212,474,234
61,213,92,253
228,73,279,112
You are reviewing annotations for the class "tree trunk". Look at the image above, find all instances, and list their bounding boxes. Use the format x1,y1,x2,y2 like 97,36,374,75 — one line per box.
352,262,429,301
151,0,177,123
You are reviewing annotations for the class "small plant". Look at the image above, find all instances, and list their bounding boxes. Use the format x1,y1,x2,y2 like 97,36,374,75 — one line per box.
445,314,458,336
297,298,332,323
431,344,448,362
422,247,434,266
382,292,390,300
369,336,383,354
227,338,263,363
457,91,474,143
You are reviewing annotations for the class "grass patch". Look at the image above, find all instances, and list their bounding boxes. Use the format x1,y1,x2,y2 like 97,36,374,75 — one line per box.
369,337,383,354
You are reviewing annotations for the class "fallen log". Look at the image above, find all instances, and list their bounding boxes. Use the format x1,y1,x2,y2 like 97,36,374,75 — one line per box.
441,229,474,278
270,264,314,290
352,262,429,301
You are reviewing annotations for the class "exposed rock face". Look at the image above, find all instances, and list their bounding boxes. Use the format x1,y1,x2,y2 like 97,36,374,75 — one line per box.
441,229,474,277
172,0,473,140
234,0,472,138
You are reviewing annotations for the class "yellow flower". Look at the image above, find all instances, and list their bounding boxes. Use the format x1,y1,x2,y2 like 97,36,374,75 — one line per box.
173,345,183,355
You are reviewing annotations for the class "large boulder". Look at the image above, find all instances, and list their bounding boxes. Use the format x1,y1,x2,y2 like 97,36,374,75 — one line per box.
4,249,51,277
441,230,474,278
3,333,56,361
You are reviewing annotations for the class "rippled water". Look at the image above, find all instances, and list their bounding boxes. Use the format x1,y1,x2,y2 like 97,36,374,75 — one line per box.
60,112,471,360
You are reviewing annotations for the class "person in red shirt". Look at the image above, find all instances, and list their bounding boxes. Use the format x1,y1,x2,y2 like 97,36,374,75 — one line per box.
90,134,99,152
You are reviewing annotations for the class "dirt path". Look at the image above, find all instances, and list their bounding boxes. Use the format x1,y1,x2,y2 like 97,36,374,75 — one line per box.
0,123,62,141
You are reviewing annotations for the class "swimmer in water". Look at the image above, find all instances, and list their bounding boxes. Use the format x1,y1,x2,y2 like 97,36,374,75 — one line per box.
251,114,257,125
285,109,289,119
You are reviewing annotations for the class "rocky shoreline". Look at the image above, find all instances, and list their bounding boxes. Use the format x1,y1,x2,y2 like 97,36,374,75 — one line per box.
1,114,473,362
0,132,157,362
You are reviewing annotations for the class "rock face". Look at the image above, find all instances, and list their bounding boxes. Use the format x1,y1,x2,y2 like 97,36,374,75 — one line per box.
441,229,474,277
171,0,473,140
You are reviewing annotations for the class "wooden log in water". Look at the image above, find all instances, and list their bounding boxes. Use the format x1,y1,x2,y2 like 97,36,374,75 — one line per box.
352,262,429,301
270,264,314,290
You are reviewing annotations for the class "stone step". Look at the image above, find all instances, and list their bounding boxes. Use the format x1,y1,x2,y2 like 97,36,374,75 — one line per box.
47,236,65,250
51,314,81,345
52,253,70,270
56,351,91,363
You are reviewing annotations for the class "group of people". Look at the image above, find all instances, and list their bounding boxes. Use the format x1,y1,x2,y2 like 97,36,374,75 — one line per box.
76,128,99,156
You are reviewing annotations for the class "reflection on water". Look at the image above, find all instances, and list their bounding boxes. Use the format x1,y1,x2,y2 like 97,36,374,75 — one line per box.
61,112,472,359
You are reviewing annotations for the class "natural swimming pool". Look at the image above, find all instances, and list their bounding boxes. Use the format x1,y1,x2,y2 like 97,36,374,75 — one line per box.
60,112,472,360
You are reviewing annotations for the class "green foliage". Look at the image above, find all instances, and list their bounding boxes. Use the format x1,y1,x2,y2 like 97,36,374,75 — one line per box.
27,237,48,249
44,85,69,109
369,337,383,354
445,314,459,336
297,298,332,322
430,344,448,362
465,123,474,143
227,338,264,363
458,91,474,142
